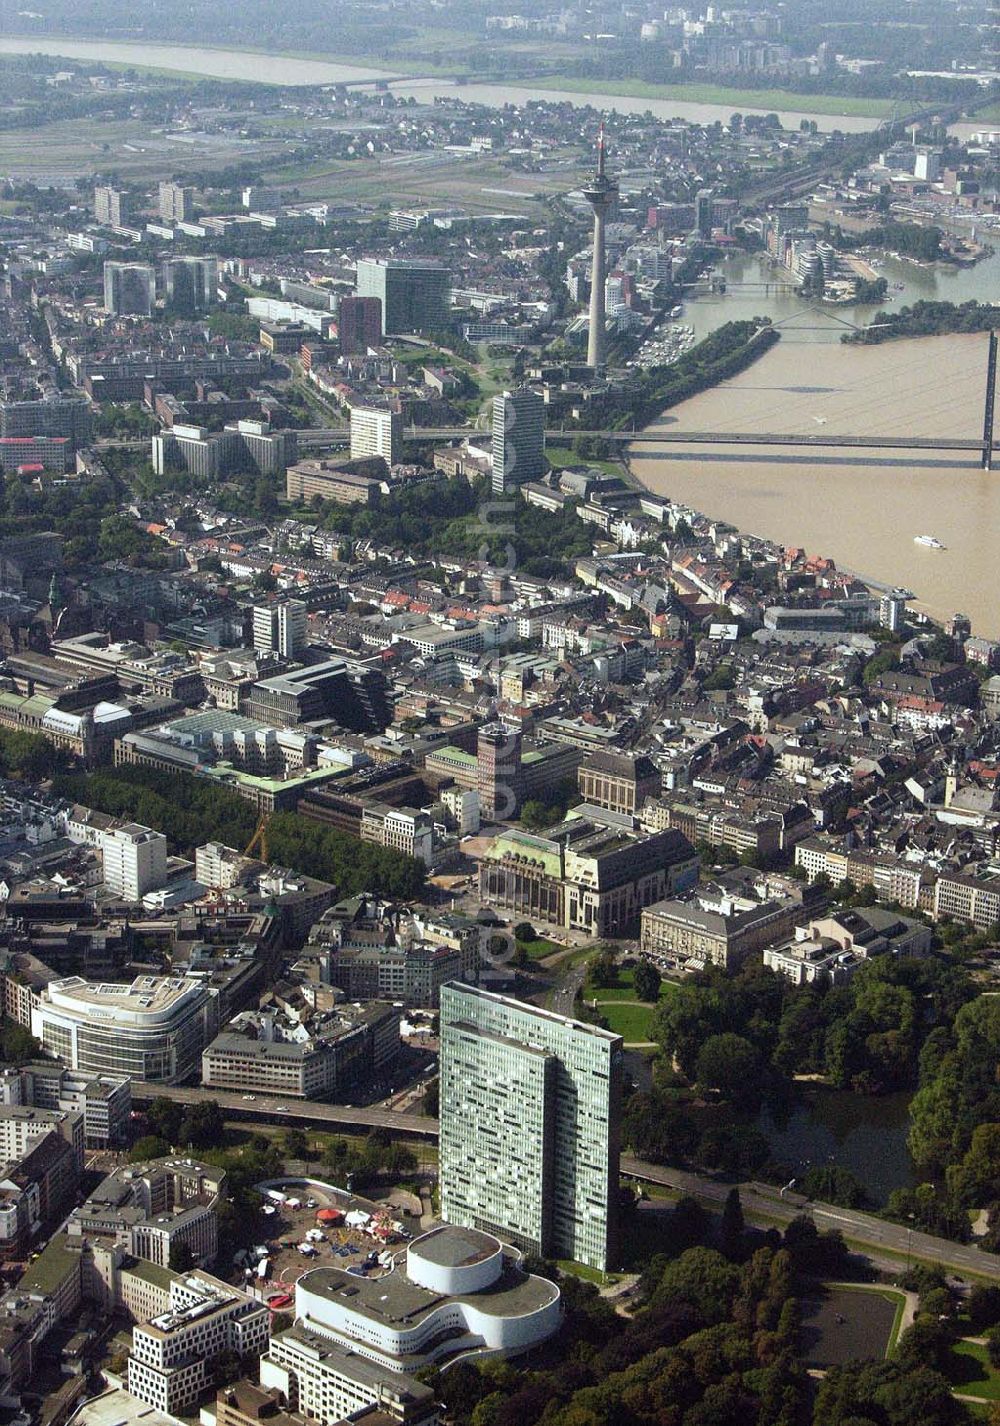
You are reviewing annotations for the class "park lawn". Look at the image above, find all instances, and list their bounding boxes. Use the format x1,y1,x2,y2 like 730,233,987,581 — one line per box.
598,1001,659,1042
585,967,679,1002
948,1340,1000,1401
588,973,678,1041
557,1258,619,1285
592,982,679,1004
516,936,561,961
546,445,624,477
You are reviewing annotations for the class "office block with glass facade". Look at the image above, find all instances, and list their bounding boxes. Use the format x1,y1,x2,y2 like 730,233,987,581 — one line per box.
355,258,449,335
439,983,622,1270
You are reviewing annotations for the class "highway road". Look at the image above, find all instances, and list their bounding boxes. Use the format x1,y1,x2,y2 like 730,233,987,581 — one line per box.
620,1157,1000,1282
132,1082,1000,1279
129,1081,438,1141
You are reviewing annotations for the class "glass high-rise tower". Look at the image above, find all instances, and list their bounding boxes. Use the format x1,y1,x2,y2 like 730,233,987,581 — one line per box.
439,983,623,1271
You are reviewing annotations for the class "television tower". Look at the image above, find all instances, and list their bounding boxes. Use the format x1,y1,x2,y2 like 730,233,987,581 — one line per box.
582,122,618,371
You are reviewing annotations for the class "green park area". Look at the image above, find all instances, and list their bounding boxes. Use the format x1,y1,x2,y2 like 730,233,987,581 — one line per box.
545,444,624,477
514,932,562,963
584,964,678,1043
948,1339,1000,1401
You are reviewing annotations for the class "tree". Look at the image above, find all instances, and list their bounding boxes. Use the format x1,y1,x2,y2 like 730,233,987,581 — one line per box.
130,1134,170,1162
968,1285,1000,1333
671,1195,710,1252
694,1033,763,1105
169,1241,196,1272
633,960,662,1004
650,1247,740,1326
702,664,735,691
895,1317,955,1376
988,1326,1000,1370
800,1165,866,1209
589,948,618,989
0,1018,41,1066
520,799,553,831
178,1100,225,1150
947,1121,1000,1206
146,1097,183,1145
282,1128,309,1161
719,1188,745,1260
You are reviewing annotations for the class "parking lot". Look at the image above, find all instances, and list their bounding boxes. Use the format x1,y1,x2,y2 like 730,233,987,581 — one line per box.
235,1179,424,1298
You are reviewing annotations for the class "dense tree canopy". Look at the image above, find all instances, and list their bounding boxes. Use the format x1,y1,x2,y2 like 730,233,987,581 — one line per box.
52,764,426,900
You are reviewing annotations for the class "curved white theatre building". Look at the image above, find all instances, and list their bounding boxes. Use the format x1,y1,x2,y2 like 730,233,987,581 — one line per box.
260,1225,561,1412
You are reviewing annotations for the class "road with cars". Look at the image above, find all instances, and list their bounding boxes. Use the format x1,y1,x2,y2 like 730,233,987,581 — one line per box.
131,1081,1000,1280
129,1081,440,1140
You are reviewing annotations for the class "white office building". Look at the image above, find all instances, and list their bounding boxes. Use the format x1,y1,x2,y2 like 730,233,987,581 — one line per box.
491,389,545,494
128,1272,269,1414
32,975,218,1084
100,823,168,900
350,406,402,467
439,984,623,1270
253,600,307,658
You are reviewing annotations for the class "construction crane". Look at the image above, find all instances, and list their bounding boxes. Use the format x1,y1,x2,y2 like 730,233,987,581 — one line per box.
245,814,270,863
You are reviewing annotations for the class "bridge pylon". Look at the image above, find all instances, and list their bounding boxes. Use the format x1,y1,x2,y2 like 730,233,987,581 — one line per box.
984,330,998,472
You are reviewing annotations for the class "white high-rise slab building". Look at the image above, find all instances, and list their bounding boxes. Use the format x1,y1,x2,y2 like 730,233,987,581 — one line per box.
490,389,544,495
350,405,402,466
439,983,623,1270
100,822,167,900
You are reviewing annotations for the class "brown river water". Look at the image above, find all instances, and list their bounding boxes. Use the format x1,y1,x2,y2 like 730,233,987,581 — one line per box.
630,326,1000,636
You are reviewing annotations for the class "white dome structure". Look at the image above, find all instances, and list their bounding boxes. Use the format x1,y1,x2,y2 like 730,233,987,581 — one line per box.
288,1225,561,1372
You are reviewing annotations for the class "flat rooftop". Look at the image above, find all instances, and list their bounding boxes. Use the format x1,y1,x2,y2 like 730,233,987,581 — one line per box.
443,981,622,1045
274,1323,434,1402
409,1225,498,1270
46,974,203,1017
66,1387,178,1426
299,1253,556,1328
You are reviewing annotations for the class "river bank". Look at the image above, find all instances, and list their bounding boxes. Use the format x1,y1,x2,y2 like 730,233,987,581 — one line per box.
629,328,1000,636
0,36,884,132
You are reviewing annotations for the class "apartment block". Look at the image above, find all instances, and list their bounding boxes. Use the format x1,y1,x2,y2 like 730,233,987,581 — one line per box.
253,600,307,659
103,262,155,316
94,185,130,228
355,258,450,335
99,822,168,900
337,294,382,353
158,181,195,224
